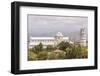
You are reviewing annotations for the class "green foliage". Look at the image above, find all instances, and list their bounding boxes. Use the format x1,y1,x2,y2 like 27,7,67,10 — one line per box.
28,41,88,61
34,42,43,52
47,51,66,60
38,42,43,51
55,52,66,59
46,45,55,51
65,44,87,59
46,45,53,51
28,49,37,61
58,41,71,51
37,51,48,60
47,52,56,60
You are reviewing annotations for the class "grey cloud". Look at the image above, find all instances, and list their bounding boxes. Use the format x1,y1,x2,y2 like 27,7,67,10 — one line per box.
28,14,88,41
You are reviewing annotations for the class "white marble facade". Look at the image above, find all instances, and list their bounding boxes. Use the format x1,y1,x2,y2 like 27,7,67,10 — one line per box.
29,27,87,49
28,32,73,48
80,28,87,47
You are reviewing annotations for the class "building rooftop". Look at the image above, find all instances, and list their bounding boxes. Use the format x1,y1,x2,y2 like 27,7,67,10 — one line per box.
30,37,69,40
56,32,63,37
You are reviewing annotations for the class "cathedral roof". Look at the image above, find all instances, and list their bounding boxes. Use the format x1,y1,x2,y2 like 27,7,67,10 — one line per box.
56,32,63,37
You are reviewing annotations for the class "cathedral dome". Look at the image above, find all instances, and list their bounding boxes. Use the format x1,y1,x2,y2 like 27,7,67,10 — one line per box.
56,32,63,37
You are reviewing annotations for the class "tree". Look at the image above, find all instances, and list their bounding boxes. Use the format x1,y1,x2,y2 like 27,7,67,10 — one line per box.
79,46,88,58
46,45,54,51
58,41,71,51
65,44,87,59
34,42,43,52
39,42,43,50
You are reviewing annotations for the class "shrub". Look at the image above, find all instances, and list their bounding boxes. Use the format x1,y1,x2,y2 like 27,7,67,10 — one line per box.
37,51,48,60
28,49,37,61
47,52,56,60
47,51,66,60
46,45,54,51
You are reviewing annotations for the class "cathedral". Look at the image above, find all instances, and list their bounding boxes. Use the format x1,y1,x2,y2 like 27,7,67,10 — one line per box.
28,28,87,48
28,32,73,48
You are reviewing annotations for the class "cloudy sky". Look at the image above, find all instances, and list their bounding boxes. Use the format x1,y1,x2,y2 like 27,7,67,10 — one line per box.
27,14,88,41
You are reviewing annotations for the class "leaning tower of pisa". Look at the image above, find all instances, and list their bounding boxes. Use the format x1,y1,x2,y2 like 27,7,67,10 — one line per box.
80,28,86,47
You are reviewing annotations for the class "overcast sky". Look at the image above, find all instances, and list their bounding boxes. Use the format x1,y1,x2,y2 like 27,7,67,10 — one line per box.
27,14,88,41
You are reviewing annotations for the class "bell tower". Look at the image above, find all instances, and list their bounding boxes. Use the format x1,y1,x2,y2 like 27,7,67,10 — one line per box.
80,27,86,47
